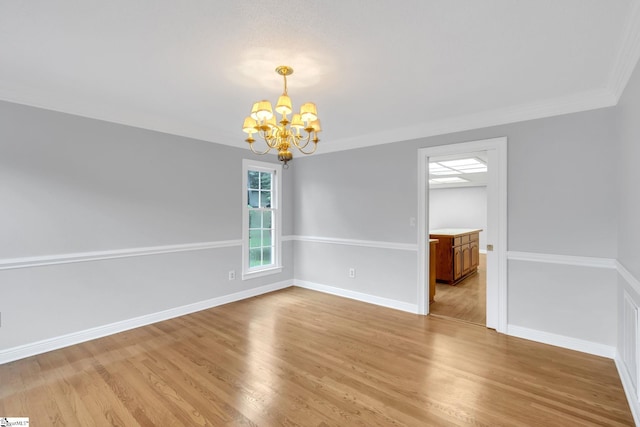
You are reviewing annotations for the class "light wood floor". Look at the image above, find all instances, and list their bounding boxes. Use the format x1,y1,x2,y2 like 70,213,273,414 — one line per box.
430,254,487,325
0,287,633,426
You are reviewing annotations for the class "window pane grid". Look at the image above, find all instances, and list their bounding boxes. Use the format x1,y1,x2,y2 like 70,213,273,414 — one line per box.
247,169,274,269
244,161,280,277
248,216,275,268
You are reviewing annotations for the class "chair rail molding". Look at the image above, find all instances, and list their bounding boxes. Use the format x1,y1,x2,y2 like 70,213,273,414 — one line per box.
507,251,617,269
0,240,243,270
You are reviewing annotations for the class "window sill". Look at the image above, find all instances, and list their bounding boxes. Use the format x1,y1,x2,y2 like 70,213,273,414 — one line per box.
242,266,283,280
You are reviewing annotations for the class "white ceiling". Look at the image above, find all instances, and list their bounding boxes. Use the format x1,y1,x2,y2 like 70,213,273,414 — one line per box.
1,1,639,155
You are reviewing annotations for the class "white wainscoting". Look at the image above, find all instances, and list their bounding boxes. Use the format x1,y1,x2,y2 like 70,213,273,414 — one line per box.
621,291,639,389
616,262,640,425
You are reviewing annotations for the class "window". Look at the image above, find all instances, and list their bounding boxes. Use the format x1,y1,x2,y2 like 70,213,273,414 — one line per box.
242,159,282,279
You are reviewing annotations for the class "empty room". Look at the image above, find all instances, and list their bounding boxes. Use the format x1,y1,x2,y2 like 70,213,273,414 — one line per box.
1,1,640,425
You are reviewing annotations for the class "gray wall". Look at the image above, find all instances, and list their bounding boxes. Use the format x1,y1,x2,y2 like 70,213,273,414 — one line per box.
296,108,618,256
429,186,487,250
617,59,640,281
292,144,417,243
615,49,640,407
293,107,618,345
0,78,629,356
0,100,294,350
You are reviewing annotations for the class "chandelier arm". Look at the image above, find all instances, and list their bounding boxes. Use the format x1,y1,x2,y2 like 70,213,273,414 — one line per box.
297,140,318,155
256,129,280,149
267,128,283,148
292,131,313,150
248,141,273,155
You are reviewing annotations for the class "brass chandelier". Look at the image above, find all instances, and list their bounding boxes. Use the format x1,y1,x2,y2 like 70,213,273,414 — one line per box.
242,65,321,167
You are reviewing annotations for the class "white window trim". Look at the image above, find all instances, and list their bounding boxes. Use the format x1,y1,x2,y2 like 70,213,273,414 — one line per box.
242,159,283,280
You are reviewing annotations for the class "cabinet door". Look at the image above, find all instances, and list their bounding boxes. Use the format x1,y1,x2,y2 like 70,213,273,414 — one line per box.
470,241,479,269
461,243,471,275
453,246,463,280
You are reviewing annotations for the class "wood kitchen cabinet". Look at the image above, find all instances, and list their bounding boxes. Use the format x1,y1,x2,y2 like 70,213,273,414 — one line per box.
429,228,482,285
429,239,438,303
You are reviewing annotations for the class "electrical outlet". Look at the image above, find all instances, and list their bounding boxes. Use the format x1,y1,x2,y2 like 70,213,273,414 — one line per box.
349,268,356,278
228,270,236,280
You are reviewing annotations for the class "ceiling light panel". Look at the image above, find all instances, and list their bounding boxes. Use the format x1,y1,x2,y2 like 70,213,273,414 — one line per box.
429,163,450,172
455,166,487,173
430,170,462,175
439,158,485,168
429,177,470,184
429,158,487,176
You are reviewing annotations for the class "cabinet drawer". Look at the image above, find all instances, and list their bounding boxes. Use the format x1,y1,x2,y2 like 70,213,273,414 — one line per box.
461,235,470,244
470,233,479,242
454,237,462,246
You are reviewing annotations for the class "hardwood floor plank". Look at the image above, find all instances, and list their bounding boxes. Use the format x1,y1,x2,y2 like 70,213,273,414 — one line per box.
0,287,633,426
431,254,487,325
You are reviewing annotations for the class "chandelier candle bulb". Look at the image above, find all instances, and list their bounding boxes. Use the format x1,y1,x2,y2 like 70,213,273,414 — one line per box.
242,65,322,167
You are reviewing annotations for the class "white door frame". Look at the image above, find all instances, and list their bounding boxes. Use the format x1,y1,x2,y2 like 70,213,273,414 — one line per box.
417,137,508,333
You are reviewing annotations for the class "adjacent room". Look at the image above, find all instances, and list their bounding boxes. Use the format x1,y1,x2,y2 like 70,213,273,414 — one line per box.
428,152,488,326
1,1,639,425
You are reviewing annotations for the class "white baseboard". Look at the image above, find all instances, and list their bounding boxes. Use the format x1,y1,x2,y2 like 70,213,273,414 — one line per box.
507,324,616,359
294,280,419,314
0,280,293,365
615,353,640,426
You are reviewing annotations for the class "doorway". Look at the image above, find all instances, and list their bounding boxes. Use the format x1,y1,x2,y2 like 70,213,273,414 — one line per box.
428,151,488,326
416,137,507,333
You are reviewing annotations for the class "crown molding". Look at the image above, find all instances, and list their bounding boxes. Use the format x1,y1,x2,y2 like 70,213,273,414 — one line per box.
319,88,617,155
0,85,619,158
0,92,239,149
607,0,640,101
